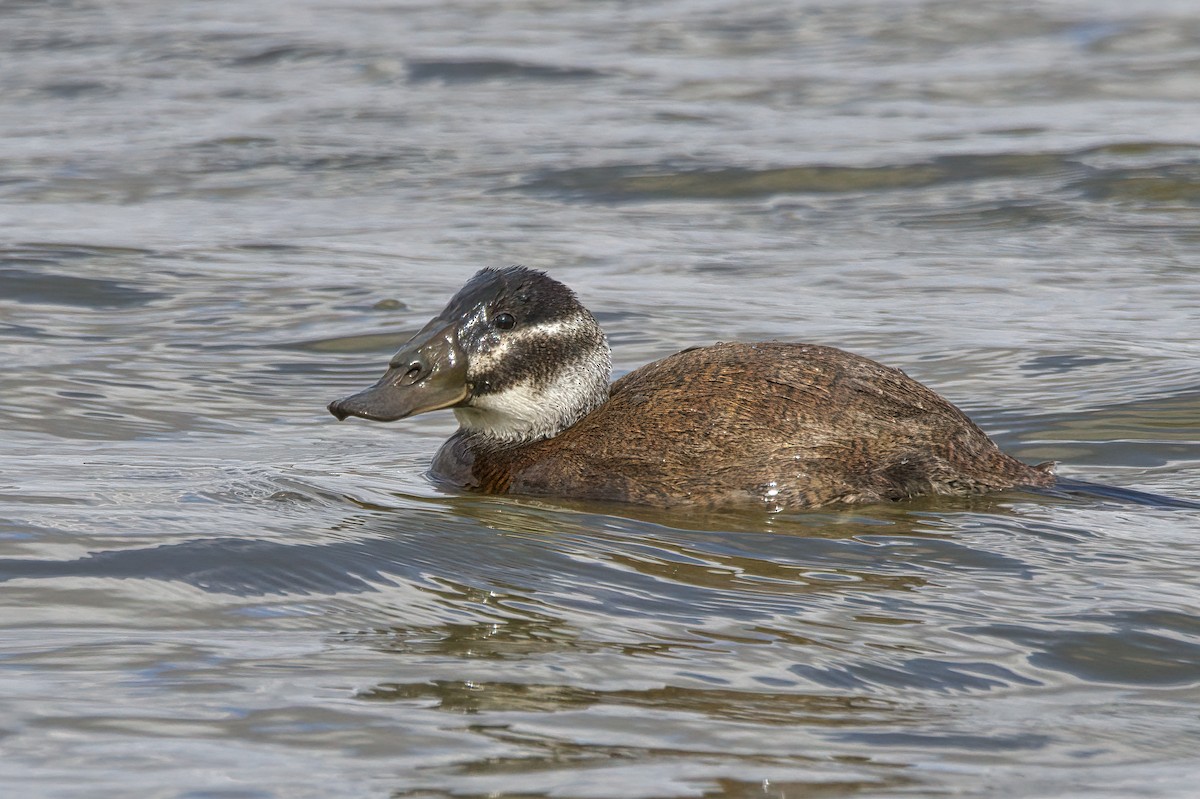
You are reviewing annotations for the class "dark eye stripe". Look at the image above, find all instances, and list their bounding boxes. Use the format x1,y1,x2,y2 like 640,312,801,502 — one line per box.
470,325,601,395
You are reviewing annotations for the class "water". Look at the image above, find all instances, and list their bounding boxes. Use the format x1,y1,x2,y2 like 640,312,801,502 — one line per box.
2,1,1199,797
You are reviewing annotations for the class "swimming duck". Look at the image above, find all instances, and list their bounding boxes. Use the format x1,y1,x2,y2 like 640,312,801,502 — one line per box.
328,266,1055,510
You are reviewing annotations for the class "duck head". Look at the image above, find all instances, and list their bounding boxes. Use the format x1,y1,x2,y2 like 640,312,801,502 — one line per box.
328,266,612,444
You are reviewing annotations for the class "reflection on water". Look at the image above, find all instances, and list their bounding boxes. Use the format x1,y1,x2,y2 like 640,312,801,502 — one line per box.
2,0,1200,797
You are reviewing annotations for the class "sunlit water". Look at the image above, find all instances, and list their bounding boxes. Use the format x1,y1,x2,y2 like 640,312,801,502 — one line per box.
2,1,1199,797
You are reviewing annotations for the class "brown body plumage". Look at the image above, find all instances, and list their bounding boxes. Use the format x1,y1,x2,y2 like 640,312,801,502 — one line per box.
431,341,1054,509
329,267,1055,511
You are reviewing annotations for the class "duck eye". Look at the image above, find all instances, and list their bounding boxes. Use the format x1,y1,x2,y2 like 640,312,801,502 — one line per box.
494,312,516,330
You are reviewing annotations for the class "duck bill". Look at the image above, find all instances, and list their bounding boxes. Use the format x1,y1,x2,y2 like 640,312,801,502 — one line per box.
327,320,470,422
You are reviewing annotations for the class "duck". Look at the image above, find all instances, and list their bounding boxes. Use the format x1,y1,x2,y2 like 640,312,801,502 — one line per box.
328,266,1056,510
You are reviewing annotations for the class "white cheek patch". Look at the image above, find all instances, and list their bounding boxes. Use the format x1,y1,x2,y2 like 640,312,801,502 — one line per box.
467,315,593,377
456,340,611,444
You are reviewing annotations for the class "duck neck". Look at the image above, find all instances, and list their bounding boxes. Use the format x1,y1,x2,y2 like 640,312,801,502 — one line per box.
453,342,612,448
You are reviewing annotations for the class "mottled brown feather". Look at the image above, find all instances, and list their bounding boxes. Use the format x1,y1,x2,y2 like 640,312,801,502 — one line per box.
431,341,1054,509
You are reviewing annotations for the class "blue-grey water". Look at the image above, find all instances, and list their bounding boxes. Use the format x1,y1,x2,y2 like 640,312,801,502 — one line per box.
2,1,1199,797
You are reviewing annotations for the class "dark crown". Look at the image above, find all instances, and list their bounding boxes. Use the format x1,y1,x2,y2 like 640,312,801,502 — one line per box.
444,266,585,328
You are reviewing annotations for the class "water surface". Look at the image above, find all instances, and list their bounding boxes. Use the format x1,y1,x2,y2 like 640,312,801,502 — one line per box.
2,1,1199,797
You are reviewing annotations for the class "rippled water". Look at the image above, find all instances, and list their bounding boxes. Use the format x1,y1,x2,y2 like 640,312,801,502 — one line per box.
2,1,1199,797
